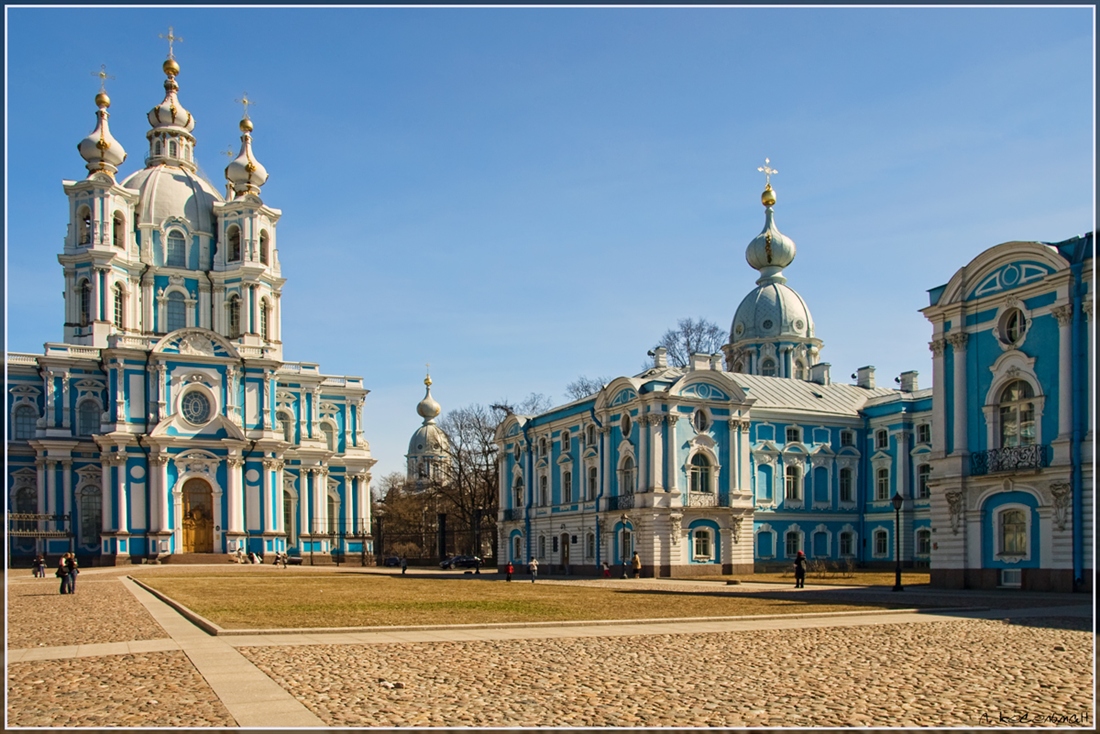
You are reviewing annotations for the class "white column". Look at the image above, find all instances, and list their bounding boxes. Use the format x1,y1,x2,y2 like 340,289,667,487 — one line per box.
638,414,648,492
263,370,274,430
36,459,47,515
600,428,611,500
249,285,258,334
1053,304,1074,439
115,458,128,534
228,458,245,533
100,460,113,532
728,419,738,493
947,332,968,454
90,267,102,322
1085,300,1094,435
61,461,72,522
273,292,282,342
929,338,947,457
298,470,309,541
665,415,679,493
43,371,56,428
262,459,275,532
359,473,371,533
61,376,71,430
650,416,663,490
275,462,286,533
46,461,58,517
157,457,170,532
198,282,210,329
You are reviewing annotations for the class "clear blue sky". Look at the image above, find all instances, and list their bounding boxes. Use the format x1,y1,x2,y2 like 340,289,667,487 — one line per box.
5,6,1094,483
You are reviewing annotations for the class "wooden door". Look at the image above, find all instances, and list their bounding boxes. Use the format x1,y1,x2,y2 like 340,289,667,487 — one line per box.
182,479,214,553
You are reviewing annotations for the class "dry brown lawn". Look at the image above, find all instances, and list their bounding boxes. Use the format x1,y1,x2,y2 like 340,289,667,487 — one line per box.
136,571,921,629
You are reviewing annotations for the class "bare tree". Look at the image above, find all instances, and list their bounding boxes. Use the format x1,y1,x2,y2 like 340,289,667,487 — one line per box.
564,375,611,401
490,392,553,417
655,317,725,368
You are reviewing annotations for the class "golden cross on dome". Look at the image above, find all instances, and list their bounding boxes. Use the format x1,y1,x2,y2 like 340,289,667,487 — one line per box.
220,146,235,159
757,157,777,186
235,93,253,119
159,26,183,59
91,64,115,92
425,363,432,387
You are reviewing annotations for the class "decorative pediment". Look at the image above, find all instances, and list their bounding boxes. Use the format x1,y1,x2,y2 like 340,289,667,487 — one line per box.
75,465,102,483
11,468,37,488
319,402,339,417
969,261,1054,300
609,388,638,407
155,328,240,360
690,433,717,450
9,385,41,398
556,453,573,466
75,378,105,392
676,381,731,401
180,371,216,387
172,450,221,477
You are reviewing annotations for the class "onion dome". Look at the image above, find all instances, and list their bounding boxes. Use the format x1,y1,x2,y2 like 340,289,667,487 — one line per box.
77,91,127,177
745,183,797,285
145,57,198,171
225,114,269,197
416,374,442,423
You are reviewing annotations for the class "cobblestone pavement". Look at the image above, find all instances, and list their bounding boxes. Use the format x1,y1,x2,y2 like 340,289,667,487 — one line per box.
6,651,236,727
7,573,168,648
239,616,1093,728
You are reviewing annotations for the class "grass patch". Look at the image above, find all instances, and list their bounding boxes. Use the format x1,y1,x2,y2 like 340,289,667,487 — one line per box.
136,572,919,629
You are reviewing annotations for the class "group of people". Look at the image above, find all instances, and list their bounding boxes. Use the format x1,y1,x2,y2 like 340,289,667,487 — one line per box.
55,553,79,594
502,552,643,582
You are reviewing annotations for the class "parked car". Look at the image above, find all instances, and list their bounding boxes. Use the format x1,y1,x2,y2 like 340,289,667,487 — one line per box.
439,555,481,569
286,549,304,566
382,556,401,567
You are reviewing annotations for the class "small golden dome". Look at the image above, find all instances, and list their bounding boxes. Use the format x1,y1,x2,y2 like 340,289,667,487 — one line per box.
163,58,180,77
239,117,253,133
424,375,433,387
95,91,110,109
761,183,776,207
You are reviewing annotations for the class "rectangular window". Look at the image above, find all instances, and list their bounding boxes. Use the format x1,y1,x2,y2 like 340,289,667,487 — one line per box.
916,531,931,556
839,469,853,502
840,430,854,447
840,532,853,556
562,471,572,504
587,467,597,501
917,424,931,444
785,426,800,443
876,469,890,501
785,532,800,557
693,530,710,559
875,430,888,450
785,467,801,500
917,465,931,499
874,531,888,556
757,531,773,557
585,533,594,559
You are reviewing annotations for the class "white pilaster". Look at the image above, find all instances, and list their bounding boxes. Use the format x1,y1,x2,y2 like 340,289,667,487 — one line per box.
947,332,968,454
929,338,946,457
115,458,128,534
227,457,244,533
666,414,679,493
61,460,72,520
1052,304,1074,438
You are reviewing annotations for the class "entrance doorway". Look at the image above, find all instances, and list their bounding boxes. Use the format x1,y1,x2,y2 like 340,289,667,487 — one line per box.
182,478,214,553
560,532,570,572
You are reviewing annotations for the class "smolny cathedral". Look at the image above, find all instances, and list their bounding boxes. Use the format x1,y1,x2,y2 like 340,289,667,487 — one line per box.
6,51,375,565
6,47,1094,593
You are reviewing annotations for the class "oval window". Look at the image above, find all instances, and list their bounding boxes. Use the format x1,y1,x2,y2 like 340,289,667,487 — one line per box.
181,391,212,425
762,319,774,330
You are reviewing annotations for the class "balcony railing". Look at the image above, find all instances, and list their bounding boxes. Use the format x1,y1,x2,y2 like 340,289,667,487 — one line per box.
970,444,1050,475
687,492,732,507
607,494,634,511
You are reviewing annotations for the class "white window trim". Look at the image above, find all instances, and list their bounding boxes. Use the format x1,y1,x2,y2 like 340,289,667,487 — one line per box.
993,503,1032,563
685,448,720,494
872,526,890,558
915,528,932,557
810,523,831,558
838,525,858,557
783,524,804,559
755,524,777,559
691,527,714,562
982,352,1045,450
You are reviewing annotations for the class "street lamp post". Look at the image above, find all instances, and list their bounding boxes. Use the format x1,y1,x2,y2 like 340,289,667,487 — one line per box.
892,492,904,592
620,514,629,579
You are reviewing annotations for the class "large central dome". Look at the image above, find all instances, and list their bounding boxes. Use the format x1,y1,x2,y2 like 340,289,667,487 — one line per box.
731,280,815,343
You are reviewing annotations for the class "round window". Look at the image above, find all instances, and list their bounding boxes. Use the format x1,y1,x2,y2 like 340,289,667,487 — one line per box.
999,308,1026,345
693,410,709,432
181,391,212,425
762,319,774,330
621,414,632,438
795,319,804,331
734,323,744,336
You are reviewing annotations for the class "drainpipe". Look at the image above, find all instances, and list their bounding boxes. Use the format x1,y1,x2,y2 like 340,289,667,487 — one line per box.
522,422,531,563
589,407,604,569
1070,259,1084,591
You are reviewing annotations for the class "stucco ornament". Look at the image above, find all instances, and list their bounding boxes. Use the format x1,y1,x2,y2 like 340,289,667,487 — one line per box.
179,333,214,356
668,513,682,544
945,489,964,535
1049,482,1071,531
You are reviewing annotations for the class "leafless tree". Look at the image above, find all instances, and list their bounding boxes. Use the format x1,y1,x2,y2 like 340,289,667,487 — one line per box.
564,375,612,401
655,317,726,368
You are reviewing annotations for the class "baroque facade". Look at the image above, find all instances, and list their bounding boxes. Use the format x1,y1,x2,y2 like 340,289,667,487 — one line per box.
494,178,1093,591
6,52,375,564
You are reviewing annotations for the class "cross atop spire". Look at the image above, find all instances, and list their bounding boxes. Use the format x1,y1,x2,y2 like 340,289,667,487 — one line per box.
757,157,777,187
91,64,114,93
235,92,253,120
425,363,432,387
159,26,182,59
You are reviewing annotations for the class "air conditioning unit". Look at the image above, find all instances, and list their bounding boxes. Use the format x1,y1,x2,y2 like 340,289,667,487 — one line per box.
1000,568,1022,588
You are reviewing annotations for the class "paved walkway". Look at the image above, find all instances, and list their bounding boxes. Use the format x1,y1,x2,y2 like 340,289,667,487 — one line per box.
6,567,1094,728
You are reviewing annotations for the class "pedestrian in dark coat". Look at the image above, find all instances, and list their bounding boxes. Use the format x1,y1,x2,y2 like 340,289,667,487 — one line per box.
400,556,408,575
56,557,69,594
794,550,807,588
33,554,46,578
64,553,79,594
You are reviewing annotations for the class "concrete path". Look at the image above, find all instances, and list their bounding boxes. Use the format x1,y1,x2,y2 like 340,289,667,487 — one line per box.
117,576,324,727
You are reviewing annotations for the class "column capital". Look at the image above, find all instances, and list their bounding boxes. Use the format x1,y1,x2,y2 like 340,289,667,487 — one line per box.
1051,303,1074,326
151,455,170,467
226,457,245,469
928,338,946,356
1082,298,1093,321
945,331,969,350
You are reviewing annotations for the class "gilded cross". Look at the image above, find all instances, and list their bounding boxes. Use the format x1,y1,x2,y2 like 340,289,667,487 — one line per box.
220,147,235,159
757,157,777,186
159,26,183,59
235,93,253,119
425,363,432,386
91,64,115,92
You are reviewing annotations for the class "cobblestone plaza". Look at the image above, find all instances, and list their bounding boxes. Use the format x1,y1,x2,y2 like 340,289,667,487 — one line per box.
6,565,1093,728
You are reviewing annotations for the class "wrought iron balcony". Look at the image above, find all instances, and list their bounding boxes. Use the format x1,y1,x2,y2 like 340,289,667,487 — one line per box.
687,492,733,507
502,508,523,522
607,494,634,511
970,444,1050,476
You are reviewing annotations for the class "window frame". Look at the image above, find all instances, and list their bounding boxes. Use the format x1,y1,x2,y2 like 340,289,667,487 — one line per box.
166,230,187,268
998,380,1036,448
875,429,888,450
839,467,854,503
13,404,38,440
785,530,801,558
875,467,890,501
692,529,712,561
873,529,888,557
689,453,712,493
917,464,931,499
784,464,802,501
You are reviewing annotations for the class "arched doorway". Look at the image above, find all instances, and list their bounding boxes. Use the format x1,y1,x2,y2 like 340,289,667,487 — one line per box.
560,532,570,572
182,478,214,553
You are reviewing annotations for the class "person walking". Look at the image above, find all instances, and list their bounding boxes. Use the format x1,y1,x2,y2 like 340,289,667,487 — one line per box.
528,557,538,583
400,555,408,575
601,561,610,578
794,550,807,588
505,561,513,582
33,554,45,578
64,553,79,593
631,551,642,579
56,557,70,594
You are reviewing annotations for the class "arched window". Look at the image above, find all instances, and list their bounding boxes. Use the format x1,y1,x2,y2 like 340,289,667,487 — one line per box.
168,140,177,158
283,491,295,543
538,437,547,456
690,453,711,493
839,531,854,556
874,529,889,556
785,465,801,500
1001,509,1026,555
166,231,186,268
13,404,38,439
327,495,338,536
112,213,124,247
166,291,186,332
876,468,890,501
585,532,595,559
321,423,336,452
259,231,269,264
761,359,776,377
513,477,524,507
154,140,162,156
79,280,91,326
77,400,100,437
693,528,711,560
560,430,569,450
79,485,102,547
917,464,931,499
794,361,806,380
260,299,270,341
999,380,1035,448
562,471,572,503
113,284,125,329
619,456,635,494
839,467,854,502
620,528,632,561
277,410,294,443
539,475,548,506
78,207,92,245
228,295,242,338
538,535,546,559
916,529,931,556
785,530,800,557
227,226,241,262
513,536,522,562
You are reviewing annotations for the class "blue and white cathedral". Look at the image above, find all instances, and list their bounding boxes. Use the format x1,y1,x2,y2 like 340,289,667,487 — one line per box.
6,52,375,564
494,174,1093,592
